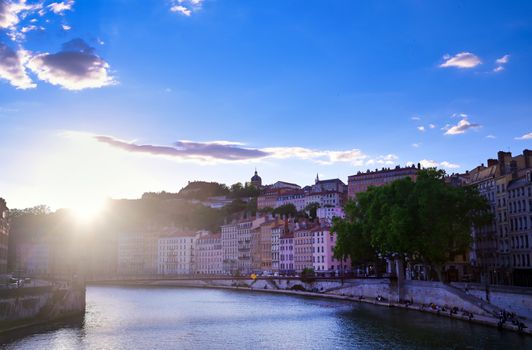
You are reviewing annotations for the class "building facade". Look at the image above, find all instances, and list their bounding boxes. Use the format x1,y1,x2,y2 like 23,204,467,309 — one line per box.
0,198,8,274
348,165,419,200
279,232,294,274
459,149,532,286
117,230,159,276
157,233,197,275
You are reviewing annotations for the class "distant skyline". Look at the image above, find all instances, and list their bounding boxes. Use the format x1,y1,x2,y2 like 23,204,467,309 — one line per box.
1,0,531,209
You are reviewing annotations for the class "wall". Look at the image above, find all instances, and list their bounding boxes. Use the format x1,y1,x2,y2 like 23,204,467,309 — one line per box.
0,284,85,331
452,282,532,319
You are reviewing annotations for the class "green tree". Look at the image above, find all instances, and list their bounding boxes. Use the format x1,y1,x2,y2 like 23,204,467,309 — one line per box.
332,169,492,281
272,204,298,218
304,202,320,220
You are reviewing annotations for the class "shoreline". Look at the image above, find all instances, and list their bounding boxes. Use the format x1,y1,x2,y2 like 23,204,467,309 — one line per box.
89,281,532,336
0,312,85,342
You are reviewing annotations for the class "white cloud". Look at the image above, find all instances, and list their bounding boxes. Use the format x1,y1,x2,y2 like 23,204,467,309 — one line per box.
485,134,496,139
47,0,74,15
170,5,191,16
444,117,482,135
90,133,401,167
0,0,41,30
417,126,425,132
412,143,421,148
496,54,510,65
20,24,42,33
428,123,436,129
26,38,115,90
365,154,399,166
494,54,510,73
0,42,35,89
170,0,203,16
451,113,468,119
263,147,370,166
411,116,421,121
439,52,481,69
61,24,71,31
515,132,532,140
420,159,460,169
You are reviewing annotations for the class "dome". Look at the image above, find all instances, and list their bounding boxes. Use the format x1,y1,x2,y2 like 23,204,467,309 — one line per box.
251,170,261,182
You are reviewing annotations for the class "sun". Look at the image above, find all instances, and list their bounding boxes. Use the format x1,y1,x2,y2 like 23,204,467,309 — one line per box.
70,197,107,224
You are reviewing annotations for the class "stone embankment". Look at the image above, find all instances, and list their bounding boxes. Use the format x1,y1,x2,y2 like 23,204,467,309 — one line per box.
0,281,86,336
93,277,532,335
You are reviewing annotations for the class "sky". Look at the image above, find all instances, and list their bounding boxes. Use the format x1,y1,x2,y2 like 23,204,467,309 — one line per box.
1,0,531,210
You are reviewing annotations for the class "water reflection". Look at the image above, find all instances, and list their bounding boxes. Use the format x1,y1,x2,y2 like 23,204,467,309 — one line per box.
2,286,530,350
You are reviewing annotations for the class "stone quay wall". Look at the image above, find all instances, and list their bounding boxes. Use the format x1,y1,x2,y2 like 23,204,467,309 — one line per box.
0,284,86,332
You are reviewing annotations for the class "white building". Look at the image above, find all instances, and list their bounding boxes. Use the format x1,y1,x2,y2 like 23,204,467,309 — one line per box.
157,232,199,275
316,206,345,223
195,233,223,275
117,230,159,276
221,221,238,274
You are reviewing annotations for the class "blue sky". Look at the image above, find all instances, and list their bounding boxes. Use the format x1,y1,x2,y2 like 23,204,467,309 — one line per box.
1,0,531,209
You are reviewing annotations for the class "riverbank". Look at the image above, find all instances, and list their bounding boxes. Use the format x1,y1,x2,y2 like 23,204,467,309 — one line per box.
90,279,532,336
0,282,86,338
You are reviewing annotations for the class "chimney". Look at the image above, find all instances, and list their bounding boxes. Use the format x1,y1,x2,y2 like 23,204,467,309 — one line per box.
498,151,512,175
524,149,532,169
487,159,498,167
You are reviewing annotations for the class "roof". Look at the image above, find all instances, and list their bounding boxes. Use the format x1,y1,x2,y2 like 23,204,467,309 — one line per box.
317,178,346,185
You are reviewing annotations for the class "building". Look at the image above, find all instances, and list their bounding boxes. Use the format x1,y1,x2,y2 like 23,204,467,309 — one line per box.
221,221,238,274
271,223,284,273
222,216,266,275
236,220,253,274
195,233,223,275
16,242,49,275
507,172,532,286
312,175,347,194
250,169,262,188
294,222,314,272
276,191,306,211
0,198,8,274
270,181,301,190
348,165,419,200
316,207,345,223
117,229,160,276
459,149,532,286
157,232,199,275
279,232,294,274
311,226,350,274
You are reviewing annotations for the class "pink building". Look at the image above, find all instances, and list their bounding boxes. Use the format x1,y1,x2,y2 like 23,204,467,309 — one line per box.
279,232,294,273
311,226,351,274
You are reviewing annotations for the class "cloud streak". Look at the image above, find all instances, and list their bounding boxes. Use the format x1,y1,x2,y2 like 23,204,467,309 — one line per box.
89,133,395,167
515,132,532,140
439,52,481,69
443,117,481,135
418,159,460,169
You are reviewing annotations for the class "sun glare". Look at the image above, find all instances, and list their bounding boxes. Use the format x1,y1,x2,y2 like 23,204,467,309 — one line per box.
70,197,107,223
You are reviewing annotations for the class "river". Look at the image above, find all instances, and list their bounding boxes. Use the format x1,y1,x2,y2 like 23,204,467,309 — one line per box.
2,285,531,349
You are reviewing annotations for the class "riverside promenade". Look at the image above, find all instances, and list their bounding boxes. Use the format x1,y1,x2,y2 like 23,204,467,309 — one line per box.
90,275,532,335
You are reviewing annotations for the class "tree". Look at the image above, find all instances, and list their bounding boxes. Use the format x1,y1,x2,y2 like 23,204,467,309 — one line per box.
332,169,492,281
272,204,298,218
304,202,320,220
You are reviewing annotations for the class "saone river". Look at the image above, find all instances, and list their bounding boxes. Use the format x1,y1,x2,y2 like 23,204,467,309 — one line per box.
2,286,531,349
